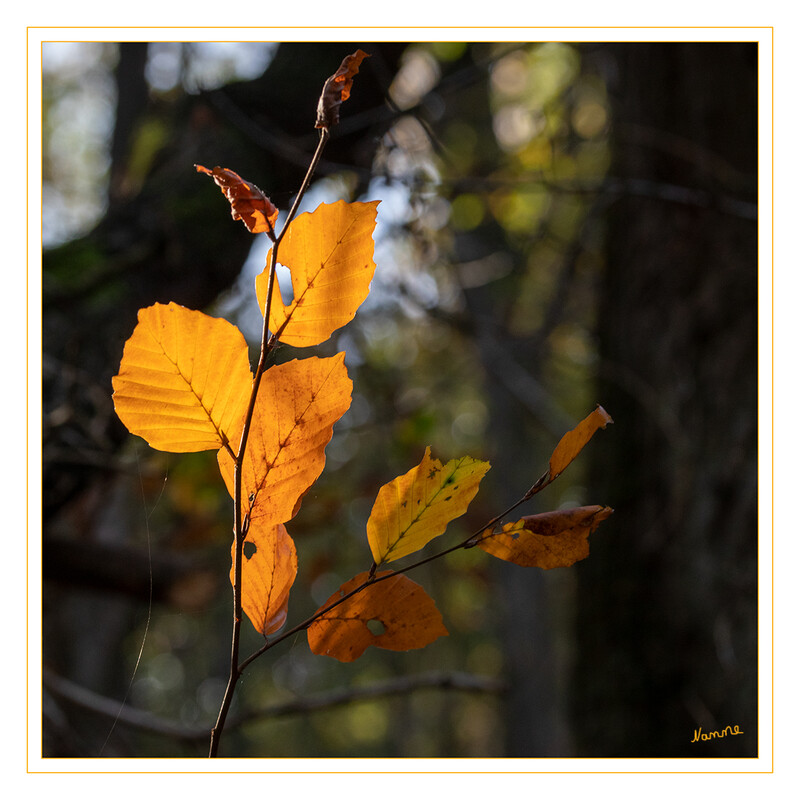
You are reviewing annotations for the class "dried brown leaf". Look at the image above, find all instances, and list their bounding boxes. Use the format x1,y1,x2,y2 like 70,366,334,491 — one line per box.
196,165,278,235
478,505,613,569
315,50,370,129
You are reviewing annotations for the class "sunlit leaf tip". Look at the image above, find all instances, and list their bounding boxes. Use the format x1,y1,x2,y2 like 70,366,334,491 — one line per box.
549,405,614,481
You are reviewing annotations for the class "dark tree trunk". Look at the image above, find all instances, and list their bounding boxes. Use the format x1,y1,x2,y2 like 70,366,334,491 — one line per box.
572,43,758,757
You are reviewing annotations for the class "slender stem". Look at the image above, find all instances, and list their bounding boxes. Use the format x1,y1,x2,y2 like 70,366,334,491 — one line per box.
208,129,330,758
277,129,330,247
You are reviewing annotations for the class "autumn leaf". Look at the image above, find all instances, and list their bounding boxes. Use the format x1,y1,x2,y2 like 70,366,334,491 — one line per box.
307,571,447,662
112,302,253,453
196,164,279,236
315,49,370,130
478,505,613,569
548,405,613,481
234,522,297,636
218,354,352,528
367,447,490,566
255,200,379,348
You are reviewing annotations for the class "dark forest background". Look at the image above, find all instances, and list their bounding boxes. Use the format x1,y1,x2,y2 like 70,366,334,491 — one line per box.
41,40,759,759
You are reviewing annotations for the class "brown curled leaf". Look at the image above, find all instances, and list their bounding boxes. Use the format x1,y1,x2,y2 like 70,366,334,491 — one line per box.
195,164,279,236
315,49,370,130
478,505,613,569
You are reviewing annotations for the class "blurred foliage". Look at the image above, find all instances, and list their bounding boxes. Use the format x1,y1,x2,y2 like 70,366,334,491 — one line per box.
42,40,610,758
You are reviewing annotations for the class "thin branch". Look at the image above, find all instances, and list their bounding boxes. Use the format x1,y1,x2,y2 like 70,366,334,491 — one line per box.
44,668,207,742
44,668,504,745
277,128,330,247
445,173,757,221
238,671,507,724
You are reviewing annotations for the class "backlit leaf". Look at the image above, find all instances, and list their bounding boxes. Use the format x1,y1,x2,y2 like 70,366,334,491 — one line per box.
196,164,279,235
218,354,352,528
549,405,613,480
256,200,379,348
112,302,253,453
234,522,297,636
307,571,447,662
367,447,491,566
315,50,370,129
478,505,613,568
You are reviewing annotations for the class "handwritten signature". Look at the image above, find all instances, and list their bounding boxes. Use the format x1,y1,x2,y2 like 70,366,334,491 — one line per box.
691,724,743,743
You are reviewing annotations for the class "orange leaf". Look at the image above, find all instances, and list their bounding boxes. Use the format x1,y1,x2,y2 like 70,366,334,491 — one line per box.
218,354,352,528
111,302,253,453
256,200,379,347
315,49,370,129
234,522,297,636
478,505,613,569
196,164,279,235
307,571,447,662
549,405,613,480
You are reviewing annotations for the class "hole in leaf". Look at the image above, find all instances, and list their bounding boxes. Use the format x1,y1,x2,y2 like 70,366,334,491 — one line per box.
366,618,386,636
243,541,257,560
276,264,294,304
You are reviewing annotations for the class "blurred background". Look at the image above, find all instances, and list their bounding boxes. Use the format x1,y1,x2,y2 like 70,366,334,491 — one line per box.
41,40,758,759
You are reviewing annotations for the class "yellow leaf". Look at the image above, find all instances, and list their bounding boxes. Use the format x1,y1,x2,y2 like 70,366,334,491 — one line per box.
307,571,448,662
218,354,352,528
111,302,253,453
367,447,490,566
478,505,613,568
255,200,379,347
234,522,297,636
549,405,613,480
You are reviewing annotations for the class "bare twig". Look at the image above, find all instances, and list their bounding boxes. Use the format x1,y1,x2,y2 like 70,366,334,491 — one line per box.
45,667,504,745
44,667,207,742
